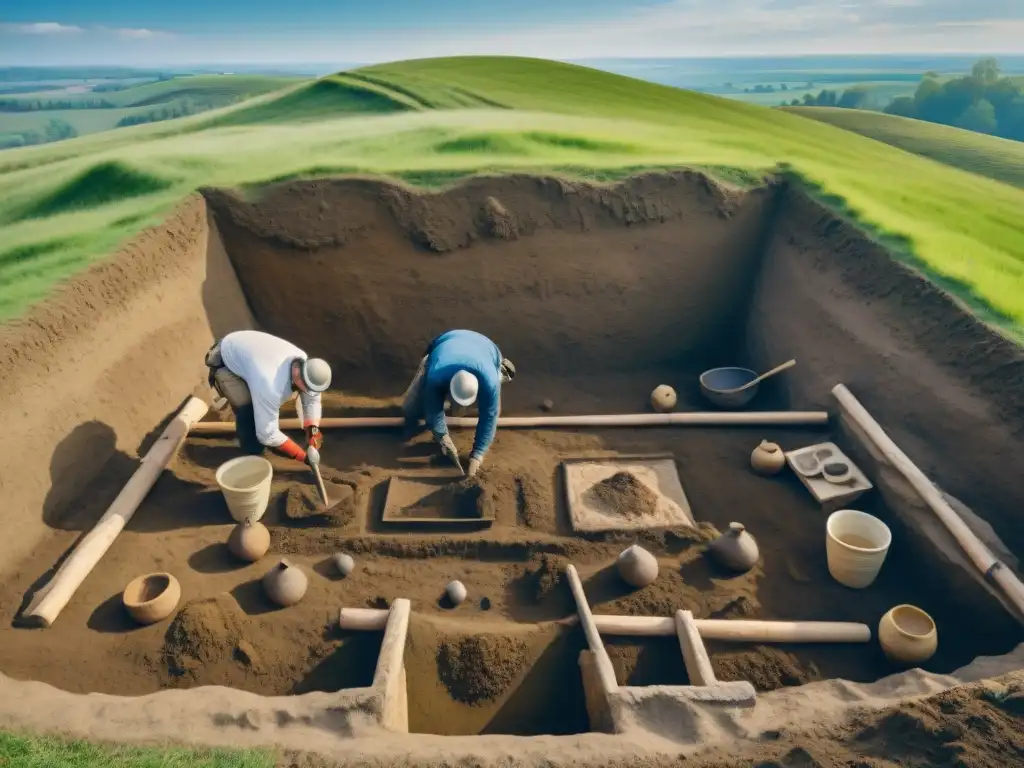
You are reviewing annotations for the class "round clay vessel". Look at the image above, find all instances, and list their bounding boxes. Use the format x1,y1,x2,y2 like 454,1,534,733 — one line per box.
333,552,355,577
750,440,786,476
707,522,760,572
617,544,659,588
446,580,468,606
822,461,853,484
227,520,270,562
650,385,677,413
122,572,181,625
262,559,308,607
878,605,938,666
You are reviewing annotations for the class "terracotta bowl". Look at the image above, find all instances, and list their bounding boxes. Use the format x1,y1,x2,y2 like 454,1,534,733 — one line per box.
122,572,181,625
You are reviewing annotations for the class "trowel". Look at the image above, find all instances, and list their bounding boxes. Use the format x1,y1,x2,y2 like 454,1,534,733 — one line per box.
295,394,331,509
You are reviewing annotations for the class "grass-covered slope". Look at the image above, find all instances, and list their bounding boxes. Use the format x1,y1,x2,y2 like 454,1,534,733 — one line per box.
787,106,1024,189
0,74,306,139
0,56,1022,339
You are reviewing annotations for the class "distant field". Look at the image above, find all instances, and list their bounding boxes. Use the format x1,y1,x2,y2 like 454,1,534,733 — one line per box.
788,107,1024,189
0,56,1021,343
0,75,307,142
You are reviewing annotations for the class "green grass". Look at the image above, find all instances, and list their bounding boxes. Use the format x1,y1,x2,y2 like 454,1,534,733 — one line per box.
0,730,273,767
0,75,306,138
785,106,1024,189
0,55,1021,342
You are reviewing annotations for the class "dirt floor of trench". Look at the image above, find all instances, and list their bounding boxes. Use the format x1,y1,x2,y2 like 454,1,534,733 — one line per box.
2,171,1023,756
2,381,1021,736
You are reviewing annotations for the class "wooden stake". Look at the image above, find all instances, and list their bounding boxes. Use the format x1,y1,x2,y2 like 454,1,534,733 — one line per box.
190,410,830,435
22,396,209,628
565,565,618,693
833,383,1024,622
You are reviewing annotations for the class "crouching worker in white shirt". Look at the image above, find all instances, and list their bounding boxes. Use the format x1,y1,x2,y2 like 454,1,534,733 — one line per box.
204,330,331,466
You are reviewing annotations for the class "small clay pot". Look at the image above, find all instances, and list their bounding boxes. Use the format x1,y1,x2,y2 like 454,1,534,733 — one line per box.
707,522,760,572
262,559,308,607
333,553,355,577
879,605,938,666
750,440,786,476
616,545,659,588
822,461,853,484
446,580,468,606
650,385,677,413
227,520,271,562
122,572,181,625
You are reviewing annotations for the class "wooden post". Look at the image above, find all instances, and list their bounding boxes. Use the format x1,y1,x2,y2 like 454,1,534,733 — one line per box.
565,565,618,693
22,396,210,628
833,383,1024,621
675,610,716,685
591,615,872,642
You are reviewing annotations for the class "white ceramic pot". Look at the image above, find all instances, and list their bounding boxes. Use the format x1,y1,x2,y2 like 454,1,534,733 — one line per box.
216,455,273,524
825,509,892,589
878,604,938,666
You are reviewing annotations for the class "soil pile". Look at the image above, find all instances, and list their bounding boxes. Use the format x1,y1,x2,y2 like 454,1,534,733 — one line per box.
436,634,530,704
712,646,822,691
589,472,658,519
161,595,258,684
404,478,486,520
282,482,356,526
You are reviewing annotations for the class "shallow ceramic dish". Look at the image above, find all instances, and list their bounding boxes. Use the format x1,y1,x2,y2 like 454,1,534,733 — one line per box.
792,453,822,477
822,461,853,484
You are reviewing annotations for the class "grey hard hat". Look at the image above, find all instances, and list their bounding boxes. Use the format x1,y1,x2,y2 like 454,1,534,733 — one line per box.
301,357,332,393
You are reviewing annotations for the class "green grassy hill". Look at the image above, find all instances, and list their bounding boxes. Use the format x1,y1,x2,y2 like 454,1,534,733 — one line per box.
0,56,1022,341
0,74,306,140
786,106,1024,189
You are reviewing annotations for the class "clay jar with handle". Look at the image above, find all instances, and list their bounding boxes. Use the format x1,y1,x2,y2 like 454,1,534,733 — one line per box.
707,522,760,572
750,440,786,476
878,605,938,666
262,559,308,607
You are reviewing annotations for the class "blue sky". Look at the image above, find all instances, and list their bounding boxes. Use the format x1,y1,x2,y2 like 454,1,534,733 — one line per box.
2,1,1023,66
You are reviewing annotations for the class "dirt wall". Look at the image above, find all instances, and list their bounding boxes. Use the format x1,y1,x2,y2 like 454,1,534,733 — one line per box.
746,184,1024,558
202,172,779,388
0,195,255,576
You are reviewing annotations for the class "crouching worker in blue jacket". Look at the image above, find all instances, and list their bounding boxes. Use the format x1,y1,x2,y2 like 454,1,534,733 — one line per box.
401,329,515,477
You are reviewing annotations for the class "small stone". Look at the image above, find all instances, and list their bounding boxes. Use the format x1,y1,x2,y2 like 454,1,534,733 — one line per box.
540,399,554,412
333,553,355,577
616,544,659,588
446,580,468,606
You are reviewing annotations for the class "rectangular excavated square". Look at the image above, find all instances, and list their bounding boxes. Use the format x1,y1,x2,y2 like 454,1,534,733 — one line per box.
381,475,495,528
562,454,695,533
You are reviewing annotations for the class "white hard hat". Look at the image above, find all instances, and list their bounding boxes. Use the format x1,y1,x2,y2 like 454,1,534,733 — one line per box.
300,357,332,393
449,370,479,407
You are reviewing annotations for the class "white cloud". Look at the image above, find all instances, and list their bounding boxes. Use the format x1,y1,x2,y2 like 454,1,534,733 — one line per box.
111,27,170,40
0,22,83,35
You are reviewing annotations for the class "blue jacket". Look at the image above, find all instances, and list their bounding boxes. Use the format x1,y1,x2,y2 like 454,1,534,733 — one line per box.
423,330,502,461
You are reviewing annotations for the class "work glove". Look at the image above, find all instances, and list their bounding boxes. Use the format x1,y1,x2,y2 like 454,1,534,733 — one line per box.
467,457,482,478
437,433,464,475
500,358,516,384
305,446,321,467
306,425,323,450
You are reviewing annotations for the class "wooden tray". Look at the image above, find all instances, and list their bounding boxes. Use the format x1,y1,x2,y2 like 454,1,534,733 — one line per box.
785,442,873,511
380,475,494,529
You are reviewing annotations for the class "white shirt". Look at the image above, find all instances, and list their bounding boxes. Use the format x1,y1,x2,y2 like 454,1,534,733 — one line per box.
219,330,322,448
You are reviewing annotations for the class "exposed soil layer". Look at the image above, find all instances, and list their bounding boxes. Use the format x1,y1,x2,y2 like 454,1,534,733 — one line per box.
0,172,1022,763
589,471,659,519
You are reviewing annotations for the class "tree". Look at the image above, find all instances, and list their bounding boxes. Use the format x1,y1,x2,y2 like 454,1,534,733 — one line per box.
955,99,998,134
972,57,1000,84
838,87,871,109
884,97,918,119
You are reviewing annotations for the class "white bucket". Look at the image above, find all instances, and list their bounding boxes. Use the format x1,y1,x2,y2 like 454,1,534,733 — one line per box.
825,509,892,589
215,456,273,524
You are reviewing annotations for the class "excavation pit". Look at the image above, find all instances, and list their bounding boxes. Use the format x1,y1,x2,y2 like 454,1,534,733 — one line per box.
1,171,1023,764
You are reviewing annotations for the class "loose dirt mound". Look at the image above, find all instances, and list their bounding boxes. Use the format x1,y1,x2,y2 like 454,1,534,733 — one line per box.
589,471,658,518
282,482,356,526
437,634,530,704
161,594,257,684
711,646,822,691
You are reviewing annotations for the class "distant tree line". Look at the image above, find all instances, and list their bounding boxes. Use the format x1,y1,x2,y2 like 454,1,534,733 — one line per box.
0,97,118,112
115,99,217,127
784,85,875,110
883,58,1024,141
0,118,77,150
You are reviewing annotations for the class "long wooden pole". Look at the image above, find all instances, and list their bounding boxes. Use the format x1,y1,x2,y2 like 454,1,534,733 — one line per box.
337,607,871,643
833,383,1024,622
191,410,830,434
22,396,210,628
566,564,618,693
